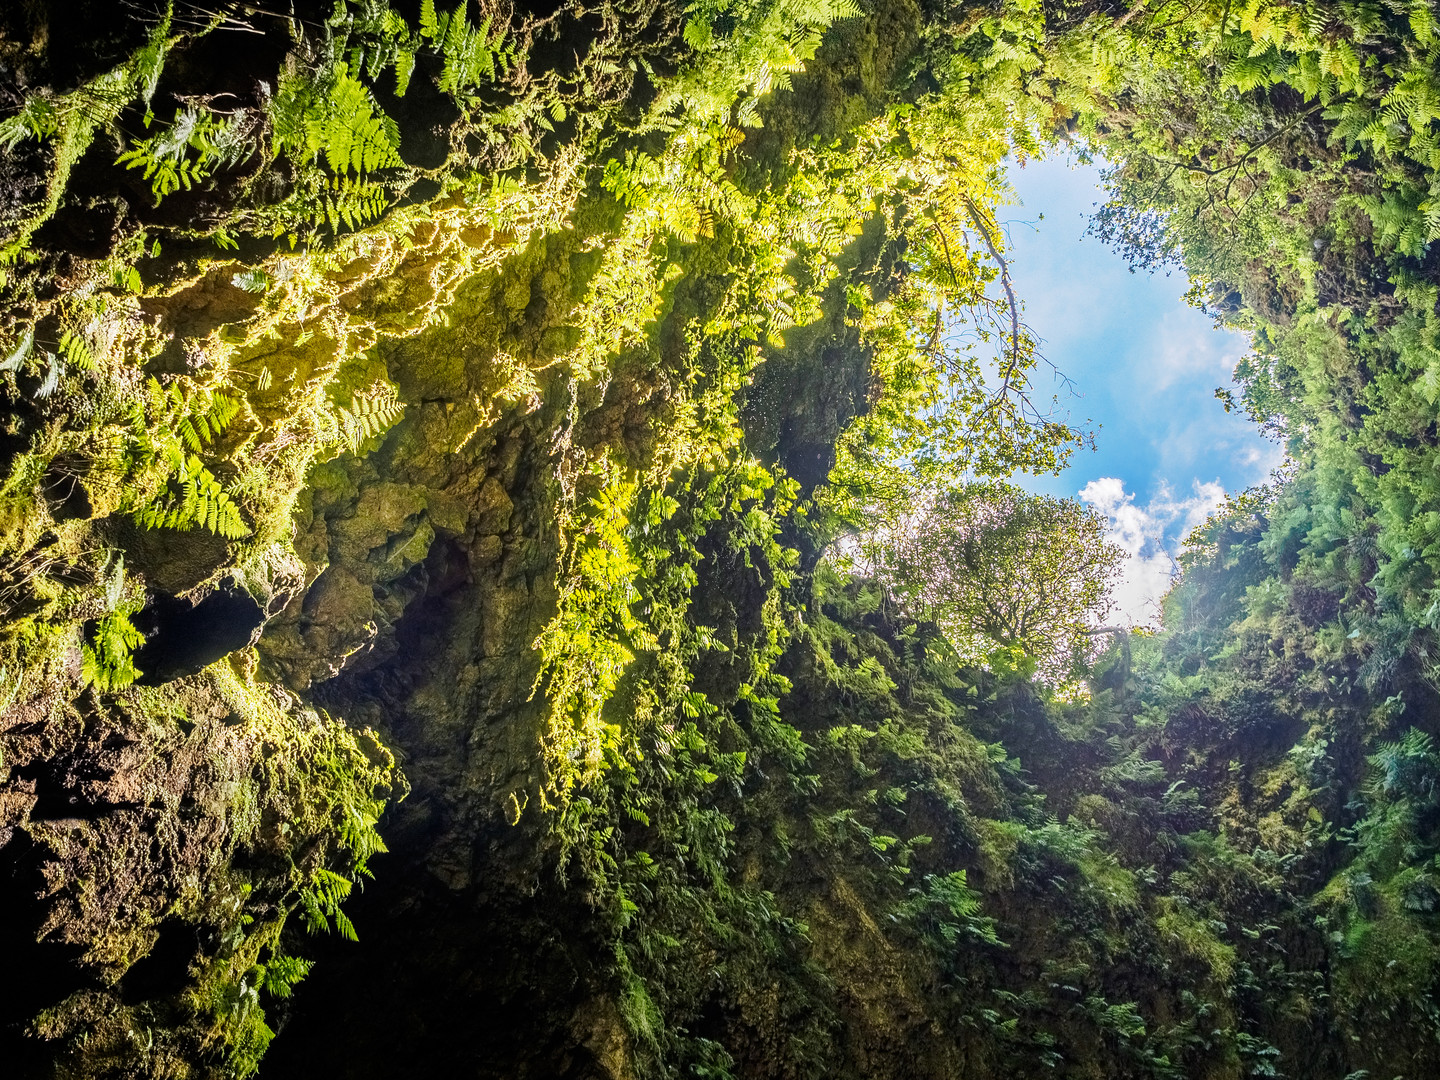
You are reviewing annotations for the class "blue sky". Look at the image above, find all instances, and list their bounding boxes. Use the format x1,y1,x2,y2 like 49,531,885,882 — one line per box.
997,153,1284,623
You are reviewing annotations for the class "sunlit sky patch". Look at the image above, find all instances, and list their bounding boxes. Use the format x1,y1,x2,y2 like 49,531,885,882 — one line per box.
999,152,1286,625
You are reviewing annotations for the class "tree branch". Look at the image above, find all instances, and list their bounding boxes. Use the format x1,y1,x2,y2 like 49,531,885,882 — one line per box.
961,195,1022,380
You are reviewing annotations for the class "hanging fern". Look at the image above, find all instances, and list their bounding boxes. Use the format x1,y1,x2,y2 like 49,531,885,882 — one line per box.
312,175,391,233
1367,729,1440,802
1360,187,1434,256
258,952,314,1000
337,384,404,452
299,867,359,941
333,0,423,96
305,64,403,176
419,0,513,94
136,450,250,539
338,802,388,865
116,136,210,202
181,453,249,538
116,104,264,206
179,395,240,453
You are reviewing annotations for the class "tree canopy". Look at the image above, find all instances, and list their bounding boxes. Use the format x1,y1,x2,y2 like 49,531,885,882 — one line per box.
878,483,1125,681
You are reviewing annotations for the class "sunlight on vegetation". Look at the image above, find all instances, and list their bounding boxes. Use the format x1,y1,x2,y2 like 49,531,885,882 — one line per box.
4,0,1440,1076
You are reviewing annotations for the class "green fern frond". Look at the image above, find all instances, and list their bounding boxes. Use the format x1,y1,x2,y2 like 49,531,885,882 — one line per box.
0,95,59,149
1367,729,1439,801
57,329,94,370
81,609,145,691
337,385,404,452
35,351,62,398
180,455,249,538
259,953,313,1000
339,804,388,863
421,1,512,94
299,867,358,940
114,106,250,205
1,328,34,372
102,552,129,611
136,452,249,539
148,378,239,452
231,269,274,294
307,64,402,176
310,175,391,233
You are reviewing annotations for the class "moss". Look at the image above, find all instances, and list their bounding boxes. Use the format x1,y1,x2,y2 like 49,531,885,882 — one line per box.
1153,896,1237,986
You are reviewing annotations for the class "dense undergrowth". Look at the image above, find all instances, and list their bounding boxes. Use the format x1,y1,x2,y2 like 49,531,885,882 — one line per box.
3,0,1440,1078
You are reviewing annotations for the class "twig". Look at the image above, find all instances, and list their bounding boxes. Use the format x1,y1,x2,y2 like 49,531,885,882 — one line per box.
960,194,1022,379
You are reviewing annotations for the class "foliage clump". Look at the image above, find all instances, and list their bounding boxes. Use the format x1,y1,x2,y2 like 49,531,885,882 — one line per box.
870,482,1125,682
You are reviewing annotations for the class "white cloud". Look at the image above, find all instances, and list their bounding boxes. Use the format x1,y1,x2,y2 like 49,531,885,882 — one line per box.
1079,477,1226,627
1145,310,1248,394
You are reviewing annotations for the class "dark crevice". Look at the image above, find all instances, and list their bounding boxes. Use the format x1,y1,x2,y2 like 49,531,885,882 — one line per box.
132,580,266,685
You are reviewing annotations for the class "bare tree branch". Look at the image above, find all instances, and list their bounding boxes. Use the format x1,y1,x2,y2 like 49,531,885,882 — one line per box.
961,194,1022,379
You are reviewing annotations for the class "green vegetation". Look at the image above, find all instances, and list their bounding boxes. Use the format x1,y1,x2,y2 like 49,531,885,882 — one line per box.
4,0,1440,1078
869,481,1126,682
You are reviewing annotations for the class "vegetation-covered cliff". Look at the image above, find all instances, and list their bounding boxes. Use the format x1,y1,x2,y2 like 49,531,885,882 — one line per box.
3,1,1440,1078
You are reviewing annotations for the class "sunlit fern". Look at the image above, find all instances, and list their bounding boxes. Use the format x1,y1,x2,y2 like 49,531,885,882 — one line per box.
337,385,404,453
295,63,403,176
131,381,249,538
313,175,391,233
136,450,250,539
420,0,514,94
80,555,143,691
57,328,94,370
299,867,358,941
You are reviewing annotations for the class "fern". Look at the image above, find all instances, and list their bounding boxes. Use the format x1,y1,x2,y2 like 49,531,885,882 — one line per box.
177,393,240,452
334,0,422,96
420,0,512,94
116,109,215,203
179,454,249,538
81,556,144,691
306,64,402,176
1,328,33,373
299,867,358,941
82,610,144,691
1360,188,1432,255
116,107,262,206
112,263,143,293
258,953,313,1000
146,377,239,451
1367,729,1439,802
0,95,59,149
337,384,404,452
231,269,274,294
34,351,62,399
338,803,388,865
311,175,390,233
136,450,249,539
57,328,94,370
